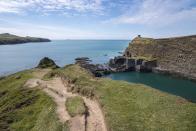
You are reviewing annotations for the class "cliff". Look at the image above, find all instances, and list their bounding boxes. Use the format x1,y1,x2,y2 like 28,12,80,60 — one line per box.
0,33,51,45
124,35,196,80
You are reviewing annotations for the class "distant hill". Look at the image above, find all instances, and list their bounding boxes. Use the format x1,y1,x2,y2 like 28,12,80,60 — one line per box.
0,33,51,45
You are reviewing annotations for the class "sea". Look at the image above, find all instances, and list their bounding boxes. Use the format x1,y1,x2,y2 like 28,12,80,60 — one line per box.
0,40,129,75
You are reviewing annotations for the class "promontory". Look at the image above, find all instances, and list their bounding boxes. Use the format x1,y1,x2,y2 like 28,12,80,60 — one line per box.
109,35,196,81
0,33,51,45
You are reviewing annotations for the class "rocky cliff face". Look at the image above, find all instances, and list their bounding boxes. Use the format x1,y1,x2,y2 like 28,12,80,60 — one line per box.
124,35,196,81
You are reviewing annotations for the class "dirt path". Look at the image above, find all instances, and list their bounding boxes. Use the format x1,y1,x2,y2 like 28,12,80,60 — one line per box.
83,97,107,131
25,74,107,131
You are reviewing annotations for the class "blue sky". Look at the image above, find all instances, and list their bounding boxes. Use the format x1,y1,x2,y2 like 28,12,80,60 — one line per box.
0,0,196,39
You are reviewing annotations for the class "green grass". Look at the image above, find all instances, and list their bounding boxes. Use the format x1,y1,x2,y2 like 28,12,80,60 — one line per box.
132,56,157,61
132,37,156,45
45,64,196,131
66,96,87,117
0,70,68,131
0,33,50,45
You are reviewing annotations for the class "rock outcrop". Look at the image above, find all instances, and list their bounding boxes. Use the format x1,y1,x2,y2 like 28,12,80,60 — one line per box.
109,56,157,72
124,35,196,81
75,57,110,77
37,57,59,69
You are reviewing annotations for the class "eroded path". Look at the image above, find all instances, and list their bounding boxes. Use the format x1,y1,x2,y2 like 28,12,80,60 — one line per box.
25,71,107,131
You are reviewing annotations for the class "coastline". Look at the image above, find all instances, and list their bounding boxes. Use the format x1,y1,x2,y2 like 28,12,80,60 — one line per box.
0,33,51,45
153,67,196,82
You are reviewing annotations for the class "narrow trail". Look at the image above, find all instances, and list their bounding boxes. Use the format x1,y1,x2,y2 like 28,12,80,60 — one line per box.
25,72,107,131
83,97,107,131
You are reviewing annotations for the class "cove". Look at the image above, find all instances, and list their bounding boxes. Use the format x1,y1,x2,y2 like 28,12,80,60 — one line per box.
106,72,196,102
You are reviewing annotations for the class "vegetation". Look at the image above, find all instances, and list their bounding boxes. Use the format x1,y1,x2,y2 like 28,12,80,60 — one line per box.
66,96,87,117
1,64,196,131
132,56,157,61
0,70,68,131
37,57,59,69
132,37,155,45
45,64,196,131
0,33,50,45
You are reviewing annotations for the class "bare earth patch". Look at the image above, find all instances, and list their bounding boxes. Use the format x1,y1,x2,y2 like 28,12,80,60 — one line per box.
24,72,107,131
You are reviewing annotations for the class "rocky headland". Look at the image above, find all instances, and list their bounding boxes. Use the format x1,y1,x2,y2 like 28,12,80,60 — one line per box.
0,33,51,45
109,35,196,81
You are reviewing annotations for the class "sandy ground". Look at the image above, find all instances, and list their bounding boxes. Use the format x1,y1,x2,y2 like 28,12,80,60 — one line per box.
24,71,107,131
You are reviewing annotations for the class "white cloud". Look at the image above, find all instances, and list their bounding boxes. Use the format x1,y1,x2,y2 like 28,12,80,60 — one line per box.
0,19,105,39
0,0,103,14
105,0,196,26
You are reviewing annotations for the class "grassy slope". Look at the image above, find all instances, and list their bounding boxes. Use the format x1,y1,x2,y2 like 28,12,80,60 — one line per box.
0,33,50,45
0,70,68,131
66,96,87,117
45,65,196,131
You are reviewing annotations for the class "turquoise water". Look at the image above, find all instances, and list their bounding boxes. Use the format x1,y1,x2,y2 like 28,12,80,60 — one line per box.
107,72,196,102
0,40,129,75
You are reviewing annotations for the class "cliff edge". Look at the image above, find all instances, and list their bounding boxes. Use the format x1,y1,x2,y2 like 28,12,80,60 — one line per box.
124,35,196,81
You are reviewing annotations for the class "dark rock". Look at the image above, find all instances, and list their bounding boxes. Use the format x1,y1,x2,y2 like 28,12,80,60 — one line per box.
125,58,135,70
136,59,143,65
75,57,111,77
114,56,126,65
108,55,158,73
142,60,157,71
37,57,59,69
109,56,126,67
75,57,90,61
109,56,136,72
75,57,92,65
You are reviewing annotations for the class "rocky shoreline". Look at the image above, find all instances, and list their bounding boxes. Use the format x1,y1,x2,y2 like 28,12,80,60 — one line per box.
109,56,157,72
74,56,158,77
74,35,196,82
118,35,196,81
153,67,196,82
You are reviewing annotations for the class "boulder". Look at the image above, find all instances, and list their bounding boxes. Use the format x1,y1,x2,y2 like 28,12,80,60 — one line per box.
37,57,59,69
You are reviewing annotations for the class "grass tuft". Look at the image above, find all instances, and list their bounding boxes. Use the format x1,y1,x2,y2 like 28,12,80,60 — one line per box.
66,96,87,117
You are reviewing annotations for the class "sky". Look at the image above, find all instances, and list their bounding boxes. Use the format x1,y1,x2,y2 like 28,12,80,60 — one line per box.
0,0,196,39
